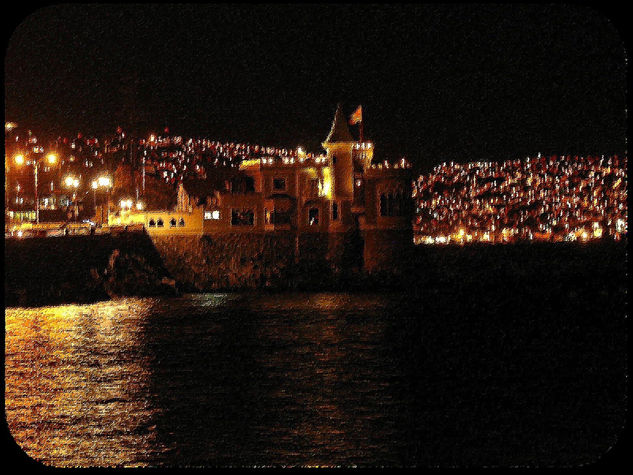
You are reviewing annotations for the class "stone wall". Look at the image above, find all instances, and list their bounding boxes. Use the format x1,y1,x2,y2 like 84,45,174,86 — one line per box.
5,229,418,307
149,230,372,291
5,232,177,307
363,229,415,274
150,233,297,290
9,229,620,307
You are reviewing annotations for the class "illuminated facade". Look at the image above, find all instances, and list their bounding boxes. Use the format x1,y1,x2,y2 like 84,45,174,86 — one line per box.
160,105,414,270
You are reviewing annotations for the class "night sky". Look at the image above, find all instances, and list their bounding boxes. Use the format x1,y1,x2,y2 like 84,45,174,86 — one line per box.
5,4,627,171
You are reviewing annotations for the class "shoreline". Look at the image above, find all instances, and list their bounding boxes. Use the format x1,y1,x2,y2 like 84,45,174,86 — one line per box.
5,238,626,309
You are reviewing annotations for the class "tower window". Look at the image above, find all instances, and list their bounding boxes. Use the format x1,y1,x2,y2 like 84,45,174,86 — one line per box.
331,202,339,221
170,218,177,227
380,194,388,216
273,178,286,191
309,207,319,226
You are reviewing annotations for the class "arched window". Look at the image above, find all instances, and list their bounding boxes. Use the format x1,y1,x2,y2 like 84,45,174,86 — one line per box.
309,207,319,225
178,218,185,227
148,219,156,227
157,218,164,227
170,218,177,227
380,194,388,216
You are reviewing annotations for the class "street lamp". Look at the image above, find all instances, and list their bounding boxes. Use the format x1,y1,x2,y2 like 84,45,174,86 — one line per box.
120,198,133,210
63,175,80,222
14,152,57,224
93,175,112,224
91,180,98,210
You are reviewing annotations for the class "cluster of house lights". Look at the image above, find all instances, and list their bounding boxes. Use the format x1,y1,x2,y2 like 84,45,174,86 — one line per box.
6,123,628,246
414,154,627,244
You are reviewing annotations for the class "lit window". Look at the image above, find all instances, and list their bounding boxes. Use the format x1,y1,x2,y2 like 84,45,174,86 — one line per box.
309,207,319,225
204,210,220,220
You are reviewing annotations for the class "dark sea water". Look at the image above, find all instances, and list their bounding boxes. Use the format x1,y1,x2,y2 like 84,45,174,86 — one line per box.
5,288,626,467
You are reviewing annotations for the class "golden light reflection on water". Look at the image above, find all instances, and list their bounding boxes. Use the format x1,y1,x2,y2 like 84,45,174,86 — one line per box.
6,298,164,467
6,293,408,467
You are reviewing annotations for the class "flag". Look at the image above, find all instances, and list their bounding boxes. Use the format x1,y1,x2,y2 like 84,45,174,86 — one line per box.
349,105,362,125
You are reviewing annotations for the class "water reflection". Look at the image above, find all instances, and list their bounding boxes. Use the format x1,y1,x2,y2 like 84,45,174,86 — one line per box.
6,291,626,467
6,299,165,467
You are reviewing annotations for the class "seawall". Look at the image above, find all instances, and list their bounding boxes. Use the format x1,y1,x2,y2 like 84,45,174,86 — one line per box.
149,231,371,291
5,230,625,307
5,232,178,307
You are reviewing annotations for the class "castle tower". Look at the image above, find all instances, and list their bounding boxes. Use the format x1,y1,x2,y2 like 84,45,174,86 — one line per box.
320,105,363,271
322,104,355,203
320,104,414,274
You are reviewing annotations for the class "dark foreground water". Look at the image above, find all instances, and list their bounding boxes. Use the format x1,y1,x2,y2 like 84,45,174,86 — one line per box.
6,287,626,467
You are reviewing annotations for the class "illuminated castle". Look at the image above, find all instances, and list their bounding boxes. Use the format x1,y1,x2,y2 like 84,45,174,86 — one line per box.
114,105,414,272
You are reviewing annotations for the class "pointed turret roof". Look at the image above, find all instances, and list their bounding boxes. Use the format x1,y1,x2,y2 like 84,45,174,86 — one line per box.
324,104,354,143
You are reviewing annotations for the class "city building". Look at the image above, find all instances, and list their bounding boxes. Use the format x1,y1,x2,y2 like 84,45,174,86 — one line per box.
111,105,414,271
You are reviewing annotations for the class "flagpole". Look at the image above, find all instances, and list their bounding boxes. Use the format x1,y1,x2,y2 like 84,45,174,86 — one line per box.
350,105,363,143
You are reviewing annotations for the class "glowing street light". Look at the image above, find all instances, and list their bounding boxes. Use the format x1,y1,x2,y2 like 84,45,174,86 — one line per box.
90,180,98,209
64,175,80,221
64,175,80,188
93,175,113,224
97,176,112,188
13,151,59,224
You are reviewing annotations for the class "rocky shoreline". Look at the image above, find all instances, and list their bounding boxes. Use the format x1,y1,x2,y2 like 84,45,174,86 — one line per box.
5,233,626,308
5,233,178,308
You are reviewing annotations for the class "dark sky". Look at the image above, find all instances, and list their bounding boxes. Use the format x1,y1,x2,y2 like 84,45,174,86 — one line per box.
5,4,628,170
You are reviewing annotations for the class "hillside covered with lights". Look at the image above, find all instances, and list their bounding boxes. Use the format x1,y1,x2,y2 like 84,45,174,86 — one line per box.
414,154,627,244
